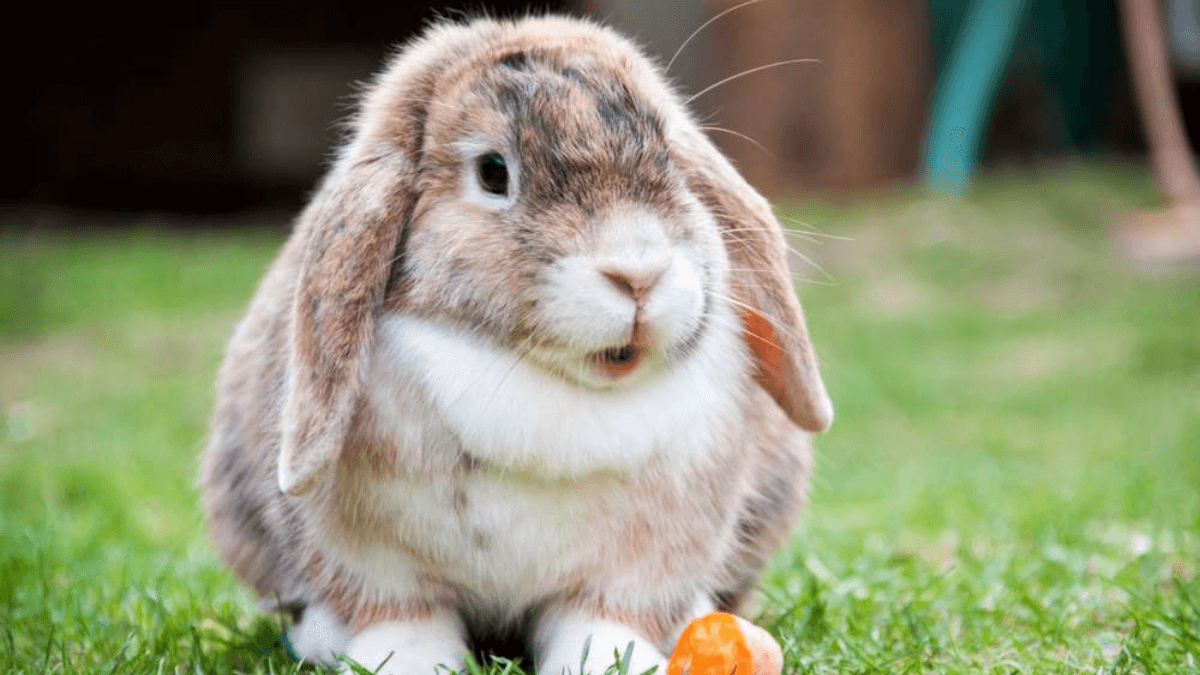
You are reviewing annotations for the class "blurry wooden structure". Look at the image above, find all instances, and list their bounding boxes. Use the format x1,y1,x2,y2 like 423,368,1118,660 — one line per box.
585,0,932,197
700,0,931,195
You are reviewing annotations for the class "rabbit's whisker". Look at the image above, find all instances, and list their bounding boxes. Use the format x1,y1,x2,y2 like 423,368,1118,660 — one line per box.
705,313,784,352
686,58,820,105
790,277,840,287
698,126,778,164
718,226,830,246
666,0,766,73
721,237,837,283
709,292,805,345
777,216,854,241
477,331,542,417
781,246,835,283
724,225,850,246
443,327,540,413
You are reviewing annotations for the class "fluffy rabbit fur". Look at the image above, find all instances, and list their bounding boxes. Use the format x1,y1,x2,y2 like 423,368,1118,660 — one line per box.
201,14,832,675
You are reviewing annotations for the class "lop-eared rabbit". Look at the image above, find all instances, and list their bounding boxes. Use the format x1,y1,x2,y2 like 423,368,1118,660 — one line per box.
201,14,831,675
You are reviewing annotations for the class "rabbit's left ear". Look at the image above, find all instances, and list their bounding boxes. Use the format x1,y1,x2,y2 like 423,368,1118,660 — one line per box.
277,155,416,496
683,142,833,433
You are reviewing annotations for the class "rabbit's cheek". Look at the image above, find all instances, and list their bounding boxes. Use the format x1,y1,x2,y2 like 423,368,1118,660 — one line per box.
537,257,638,351
640,254,706,349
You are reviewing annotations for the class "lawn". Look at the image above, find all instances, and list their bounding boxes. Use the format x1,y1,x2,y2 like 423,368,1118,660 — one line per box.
1,164,1198,674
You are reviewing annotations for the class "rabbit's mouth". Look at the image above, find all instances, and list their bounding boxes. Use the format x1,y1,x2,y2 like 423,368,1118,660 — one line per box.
589,343,644,379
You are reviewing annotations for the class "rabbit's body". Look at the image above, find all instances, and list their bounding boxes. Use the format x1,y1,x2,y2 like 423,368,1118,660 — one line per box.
201,15,829,675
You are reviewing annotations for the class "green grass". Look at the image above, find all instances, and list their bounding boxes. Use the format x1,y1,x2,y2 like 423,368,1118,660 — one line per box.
2,164,1198,673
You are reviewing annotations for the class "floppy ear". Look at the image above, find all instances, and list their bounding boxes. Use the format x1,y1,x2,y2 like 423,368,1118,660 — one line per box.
272,19,497,495
686,152,833,433
277,154,416,496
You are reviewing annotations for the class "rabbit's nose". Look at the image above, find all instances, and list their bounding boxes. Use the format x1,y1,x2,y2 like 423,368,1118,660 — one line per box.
599,256,670,303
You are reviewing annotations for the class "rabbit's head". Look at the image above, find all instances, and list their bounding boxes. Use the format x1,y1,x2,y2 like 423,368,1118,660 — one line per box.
277,16,832,496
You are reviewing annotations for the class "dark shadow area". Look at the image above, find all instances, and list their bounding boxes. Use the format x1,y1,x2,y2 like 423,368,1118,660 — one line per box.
4,2,567,219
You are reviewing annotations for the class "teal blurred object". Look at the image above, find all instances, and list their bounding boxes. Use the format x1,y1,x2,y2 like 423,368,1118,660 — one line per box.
924,0,1121,196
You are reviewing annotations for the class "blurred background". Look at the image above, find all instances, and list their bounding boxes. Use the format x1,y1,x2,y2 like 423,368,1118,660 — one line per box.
3,3,1200,671
3,0,1198,217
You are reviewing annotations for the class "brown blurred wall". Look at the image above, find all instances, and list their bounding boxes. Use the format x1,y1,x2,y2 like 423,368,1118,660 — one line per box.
587,0,932,197
703,0,931,195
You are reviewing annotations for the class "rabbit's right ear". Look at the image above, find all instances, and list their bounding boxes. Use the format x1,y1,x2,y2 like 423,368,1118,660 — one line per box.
273,20,489,496
277,153,417,496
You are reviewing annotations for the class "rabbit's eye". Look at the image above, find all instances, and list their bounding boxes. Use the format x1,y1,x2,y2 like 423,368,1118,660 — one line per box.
477,153,509,196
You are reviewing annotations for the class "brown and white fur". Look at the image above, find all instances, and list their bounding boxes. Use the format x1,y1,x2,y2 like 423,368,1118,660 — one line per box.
200,14,832,675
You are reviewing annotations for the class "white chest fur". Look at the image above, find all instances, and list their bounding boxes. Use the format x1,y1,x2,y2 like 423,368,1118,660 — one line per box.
322,311,749,610
369,313,748,478
360,468,627,611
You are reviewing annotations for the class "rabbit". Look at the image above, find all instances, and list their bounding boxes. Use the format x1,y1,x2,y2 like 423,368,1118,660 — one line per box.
200,13,832,675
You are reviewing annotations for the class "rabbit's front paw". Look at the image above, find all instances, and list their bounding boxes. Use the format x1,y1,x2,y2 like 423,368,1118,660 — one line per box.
343,608,469,675
287,603,350,665
536,611,667,675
